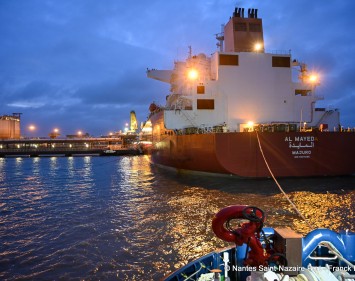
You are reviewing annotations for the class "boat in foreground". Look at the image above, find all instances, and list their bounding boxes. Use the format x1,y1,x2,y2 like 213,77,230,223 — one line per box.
142,7,355,178
163,205,355,281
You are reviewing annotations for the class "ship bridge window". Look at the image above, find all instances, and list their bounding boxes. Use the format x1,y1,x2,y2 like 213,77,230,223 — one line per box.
272,56,290,68
197,85,205,94
219,54,239,65
295,89,311,96
197,99,214,109
234,22,247,31
249,23,262,32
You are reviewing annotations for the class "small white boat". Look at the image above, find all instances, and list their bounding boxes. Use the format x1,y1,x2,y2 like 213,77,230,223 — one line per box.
103,150,116,154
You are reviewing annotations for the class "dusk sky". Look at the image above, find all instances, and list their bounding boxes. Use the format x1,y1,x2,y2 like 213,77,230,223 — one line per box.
1,0,355,137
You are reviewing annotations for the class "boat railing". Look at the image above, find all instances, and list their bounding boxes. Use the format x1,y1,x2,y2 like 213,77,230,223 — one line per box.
229,49,291,54
265,49,292,55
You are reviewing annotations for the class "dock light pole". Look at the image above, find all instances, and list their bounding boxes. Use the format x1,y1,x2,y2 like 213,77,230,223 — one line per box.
49,128,60,139
28,125,36,139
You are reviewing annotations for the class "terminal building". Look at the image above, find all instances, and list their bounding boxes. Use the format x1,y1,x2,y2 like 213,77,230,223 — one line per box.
0,114,21,139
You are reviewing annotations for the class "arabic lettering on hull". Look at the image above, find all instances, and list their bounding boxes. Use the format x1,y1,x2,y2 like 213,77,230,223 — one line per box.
285,136,317,159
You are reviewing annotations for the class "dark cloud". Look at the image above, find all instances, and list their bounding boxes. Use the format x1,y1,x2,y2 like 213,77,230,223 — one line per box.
1,0,354,136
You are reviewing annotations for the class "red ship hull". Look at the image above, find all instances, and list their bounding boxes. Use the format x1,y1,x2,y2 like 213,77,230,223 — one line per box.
149,113,355,178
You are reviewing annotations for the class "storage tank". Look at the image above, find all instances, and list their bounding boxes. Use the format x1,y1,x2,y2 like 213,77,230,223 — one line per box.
0,114,21,139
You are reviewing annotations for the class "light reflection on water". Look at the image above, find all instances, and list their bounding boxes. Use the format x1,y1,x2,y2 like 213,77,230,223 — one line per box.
0,155,354,280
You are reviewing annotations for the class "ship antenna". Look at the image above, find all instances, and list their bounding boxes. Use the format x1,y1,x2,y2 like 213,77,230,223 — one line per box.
215,24,225,52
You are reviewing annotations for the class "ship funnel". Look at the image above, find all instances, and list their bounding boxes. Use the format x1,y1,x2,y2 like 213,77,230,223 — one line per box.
224,7,264,52
234,7,243,17
247,8,258,19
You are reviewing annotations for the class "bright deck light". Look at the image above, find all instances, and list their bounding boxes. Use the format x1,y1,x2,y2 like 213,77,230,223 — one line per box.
254,43,263,51
188,69,198,80
309,74,319,83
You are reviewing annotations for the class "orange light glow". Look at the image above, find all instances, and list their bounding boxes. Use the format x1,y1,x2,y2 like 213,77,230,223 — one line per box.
309,74,319,84
254,43,263,51
188,69,198,80
28,125,36,131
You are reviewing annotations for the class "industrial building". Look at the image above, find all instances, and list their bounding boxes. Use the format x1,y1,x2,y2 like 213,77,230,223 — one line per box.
0,113,21,139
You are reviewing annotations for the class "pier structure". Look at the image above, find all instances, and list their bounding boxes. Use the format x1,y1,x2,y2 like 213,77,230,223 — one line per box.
0,135,141,157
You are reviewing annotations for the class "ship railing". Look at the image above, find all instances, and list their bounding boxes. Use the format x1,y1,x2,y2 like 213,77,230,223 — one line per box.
233,49,291,55
340,127,355,132
173,124,226,135
265,49,292,55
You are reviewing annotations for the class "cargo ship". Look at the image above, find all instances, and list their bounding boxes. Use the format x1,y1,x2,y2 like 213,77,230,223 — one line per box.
143,7,355,178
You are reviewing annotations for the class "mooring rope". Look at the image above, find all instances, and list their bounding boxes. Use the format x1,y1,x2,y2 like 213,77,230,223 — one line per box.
255,131,313,229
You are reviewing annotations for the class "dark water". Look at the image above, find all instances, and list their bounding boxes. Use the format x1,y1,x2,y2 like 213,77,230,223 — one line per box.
0,156,354,280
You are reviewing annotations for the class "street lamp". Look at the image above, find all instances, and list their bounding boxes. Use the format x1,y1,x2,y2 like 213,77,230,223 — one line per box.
28,124,36,139
29,125,36,131
49,128,60,139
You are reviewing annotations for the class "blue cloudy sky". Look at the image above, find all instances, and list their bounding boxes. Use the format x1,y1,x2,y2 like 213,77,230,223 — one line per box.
1,0,354,137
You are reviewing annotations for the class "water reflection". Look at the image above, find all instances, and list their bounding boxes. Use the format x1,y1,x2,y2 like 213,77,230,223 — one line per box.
67,157,75,178
0,156,354,280
49,157,59,177
149,170,355,277
272,191,355,234
0,158,5,184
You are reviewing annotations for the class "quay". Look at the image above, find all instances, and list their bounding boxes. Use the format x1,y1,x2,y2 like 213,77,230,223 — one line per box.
0,136,142,158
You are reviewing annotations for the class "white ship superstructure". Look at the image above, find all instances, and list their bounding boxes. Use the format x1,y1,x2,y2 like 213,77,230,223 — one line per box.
147,7,339,132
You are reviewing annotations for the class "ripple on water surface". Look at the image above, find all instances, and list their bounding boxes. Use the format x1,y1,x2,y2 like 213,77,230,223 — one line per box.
0,156,354,280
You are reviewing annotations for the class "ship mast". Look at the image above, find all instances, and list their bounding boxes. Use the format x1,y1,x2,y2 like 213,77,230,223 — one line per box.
188,45,192,58
215,24,225,52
